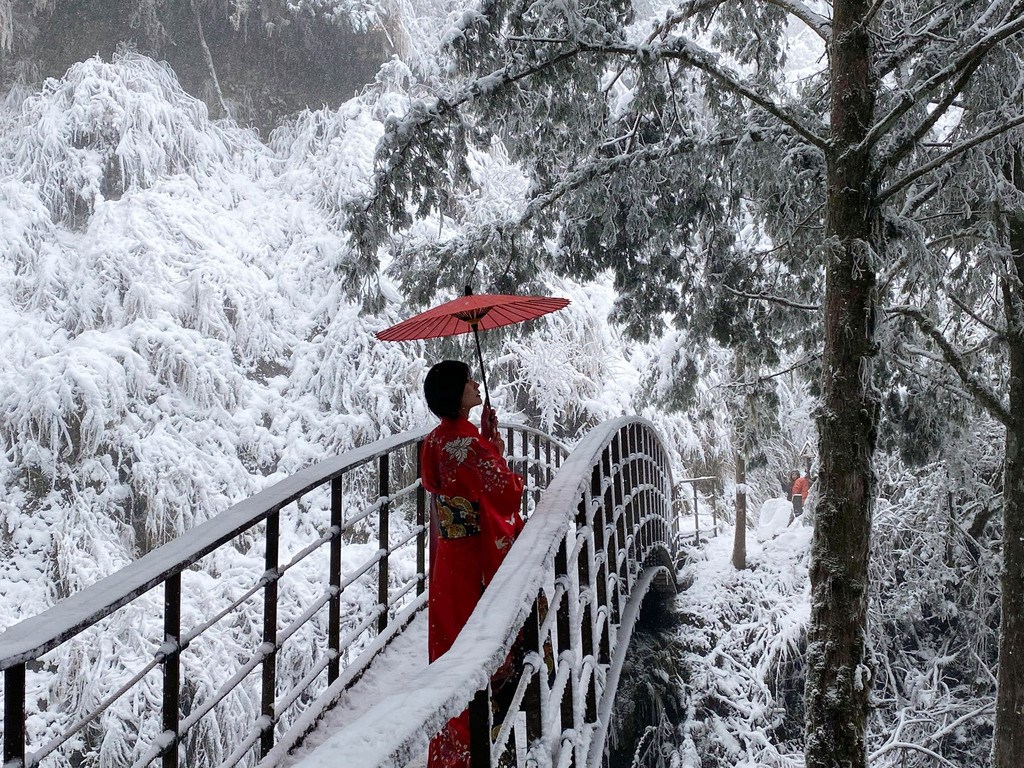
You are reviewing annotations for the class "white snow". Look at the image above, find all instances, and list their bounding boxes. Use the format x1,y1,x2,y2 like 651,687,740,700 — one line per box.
756,498,795,541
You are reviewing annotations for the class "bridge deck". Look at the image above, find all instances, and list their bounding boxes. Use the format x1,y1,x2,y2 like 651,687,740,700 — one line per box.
281,612,430,767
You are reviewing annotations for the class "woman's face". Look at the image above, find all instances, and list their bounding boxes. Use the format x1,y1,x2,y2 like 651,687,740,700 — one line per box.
460,377,483,414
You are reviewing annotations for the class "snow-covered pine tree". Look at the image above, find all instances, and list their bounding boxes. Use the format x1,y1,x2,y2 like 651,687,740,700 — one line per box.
343,2,1024,767
875,28,1024,760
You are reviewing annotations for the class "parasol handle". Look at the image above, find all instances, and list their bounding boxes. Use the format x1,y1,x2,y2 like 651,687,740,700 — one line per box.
471,323,491,406
466,286,494,438
471,322,498,441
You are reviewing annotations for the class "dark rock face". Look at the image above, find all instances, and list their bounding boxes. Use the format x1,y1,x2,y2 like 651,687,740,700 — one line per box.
2,0,393,135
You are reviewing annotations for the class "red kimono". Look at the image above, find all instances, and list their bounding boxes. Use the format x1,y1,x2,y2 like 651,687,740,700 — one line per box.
420,416,525,768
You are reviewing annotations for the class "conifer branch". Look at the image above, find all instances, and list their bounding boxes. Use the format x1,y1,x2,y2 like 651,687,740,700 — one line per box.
879,57,984,172
410,133,714,266
582,37,829,150
760,0,832,40
758,354,820,382
723,284,820,311
947,292,1007,337
659,38,830,151
861,8,1024,153
878,112,1024,201
886,305,1016,427
873,0,978,81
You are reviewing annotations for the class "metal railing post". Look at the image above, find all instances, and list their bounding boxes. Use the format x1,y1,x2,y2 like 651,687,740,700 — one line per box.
378,454,390,635
533,434,541,506
594,455,611,665
260,510,280,758
468,688,492,768
161,574,182,768
611,433,626,620
521,429,529,520
693,482,700,545
554,538,574,735
328,476,343,683
416,443,427,597
3,663,26,766
545,439,552,488
523,598,543,743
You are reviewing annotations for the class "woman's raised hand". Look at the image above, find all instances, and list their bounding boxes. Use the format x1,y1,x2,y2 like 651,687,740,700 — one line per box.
481,405,498,440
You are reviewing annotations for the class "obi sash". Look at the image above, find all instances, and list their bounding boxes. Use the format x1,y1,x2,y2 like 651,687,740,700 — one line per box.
436,495,481,539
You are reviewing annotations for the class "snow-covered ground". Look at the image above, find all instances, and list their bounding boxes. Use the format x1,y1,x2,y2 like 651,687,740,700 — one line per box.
673,523,812,767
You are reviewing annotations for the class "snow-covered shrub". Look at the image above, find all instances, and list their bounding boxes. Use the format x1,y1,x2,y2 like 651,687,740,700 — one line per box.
8,53,260,225
673,528,812,768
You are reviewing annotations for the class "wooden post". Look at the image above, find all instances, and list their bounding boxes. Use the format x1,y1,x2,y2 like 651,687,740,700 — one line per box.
732,453,747,570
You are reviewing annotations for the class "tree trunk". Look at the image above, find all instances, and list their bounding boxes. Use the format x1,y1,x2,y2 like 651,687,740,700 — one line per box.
804,0,878,766
732,451,746,570
994,193,1024,768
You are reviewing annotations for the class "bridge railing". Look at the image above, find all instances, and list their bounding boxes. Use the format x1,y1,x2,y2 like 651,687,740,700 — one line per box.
0,424,567,768
290,416,677,768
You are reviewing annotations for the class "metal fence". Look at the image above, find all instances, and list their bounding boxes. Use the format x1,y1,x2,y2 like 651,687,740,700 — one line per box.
296,416,679,768
0,424,567,768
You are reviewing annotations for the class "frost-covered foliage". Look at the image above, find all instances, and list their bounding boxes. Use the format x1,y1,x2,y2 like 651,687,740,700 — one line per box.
866,438,1004,767
666,412,1003,768
673,527,812,768
0,50,715,765
0,51,436,765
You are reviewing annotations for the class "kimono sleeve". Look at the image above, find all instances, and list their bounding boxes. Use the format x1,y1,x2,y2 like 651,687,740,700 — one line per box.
460,439,525,585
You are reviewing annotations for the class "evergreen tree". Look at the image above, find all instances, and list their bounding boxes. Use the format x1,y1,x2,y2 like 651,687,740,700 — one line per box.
348,1,1024,766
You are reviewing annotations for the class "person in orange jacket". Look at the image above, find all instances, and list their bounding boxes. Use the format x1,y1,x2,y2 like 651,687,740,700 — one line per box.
791,471,811,517
779,469,800,500
420,360,525,768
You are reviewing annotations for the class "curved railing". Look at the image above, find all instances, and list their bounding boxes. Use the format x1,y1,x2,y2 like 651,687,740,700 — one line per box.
0,424,568,768
288,416,677,768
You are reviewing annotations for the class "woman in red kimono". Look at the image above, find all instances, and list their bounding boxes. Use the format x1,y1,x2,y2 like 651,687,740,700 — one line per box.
420,360,525,768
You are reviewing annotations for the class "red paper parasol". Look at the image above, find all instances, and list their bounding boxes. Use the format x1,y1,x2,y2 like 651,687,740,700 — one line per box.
376,286,570,420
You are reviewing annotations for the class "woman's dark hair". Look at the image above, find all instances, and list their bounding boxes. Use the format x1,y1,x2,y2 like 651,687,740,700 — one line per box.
424,360,470,419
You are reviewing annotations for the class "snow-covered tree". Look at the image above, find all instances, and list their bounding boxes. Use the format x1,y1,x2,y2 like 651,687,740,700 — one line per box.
340,1,1024,766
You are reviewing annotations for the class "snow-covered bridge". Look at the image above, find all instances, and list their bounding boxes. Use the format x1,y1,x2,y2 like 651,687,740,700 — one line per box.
0,417,680,768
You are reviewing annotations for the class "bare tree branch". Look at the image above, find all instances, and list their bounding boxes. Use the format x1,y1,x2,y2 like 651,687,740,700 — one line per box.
191,0,230,118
